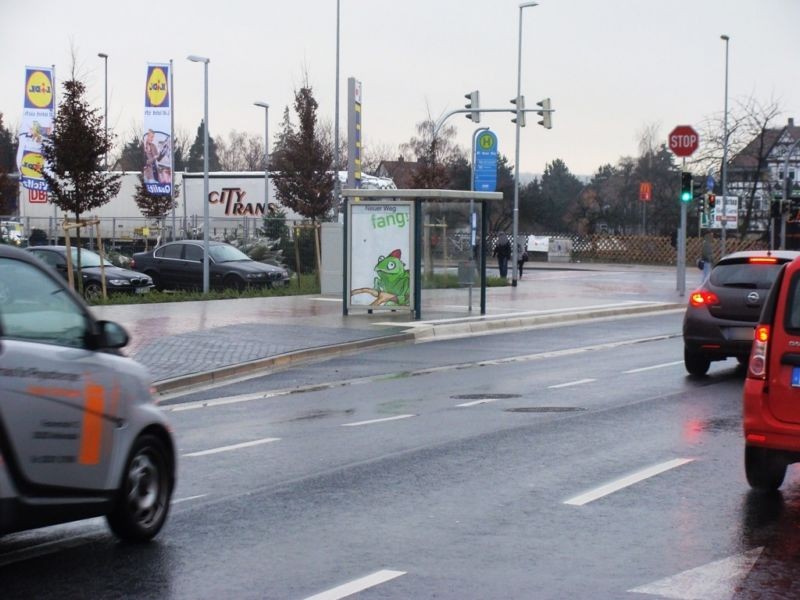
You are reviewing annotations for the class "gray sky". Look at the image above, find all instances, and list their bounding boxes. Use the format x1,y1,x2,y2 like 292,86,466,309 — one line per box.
1,0,797,177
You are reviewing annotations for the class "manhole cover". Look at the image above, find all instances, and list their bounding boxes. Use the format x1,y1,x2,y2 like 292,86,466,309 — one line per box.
505,407,586,413
451,393,522,400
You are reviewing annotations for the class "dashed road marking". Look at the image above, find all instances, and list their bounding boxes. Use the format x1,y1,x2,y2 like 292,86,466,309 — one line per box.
623,360,683,374
548,378,596,389
564,458,694,506
341,415,415,427
456,398,503,407
172,494,208,504
182,437,280,457
304,569,406,600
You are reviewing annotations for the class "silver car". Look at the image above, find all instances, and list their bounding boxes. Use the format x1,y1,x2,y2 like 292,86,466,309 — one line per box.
0,245,175,541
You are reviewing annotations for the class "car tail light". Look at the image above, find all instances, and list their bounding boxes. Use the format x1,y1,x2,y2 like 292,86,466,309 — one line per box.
689,290,720,308
748,325,770,379
748,257,778,264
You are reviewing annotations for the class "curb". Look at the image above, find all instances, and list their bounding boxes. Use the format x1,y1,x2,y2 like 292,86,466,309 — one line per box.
153,302,684,395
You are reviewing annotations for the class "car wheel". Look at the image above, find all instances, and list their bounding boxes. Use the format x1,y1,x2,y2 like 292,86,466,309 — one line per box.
684,347,711,376
83,281,103,302
145,271,162,291
107,434,173,542
745,445,787,491
224,275,246,291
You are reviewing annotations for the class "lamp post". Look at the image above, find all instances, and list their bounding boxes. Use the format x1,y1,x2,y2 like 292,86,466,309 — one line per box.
98,53,108,170
720,34,730,255
254,101,270,216
187,54,211,294
512,1,537,287
334,0,341,210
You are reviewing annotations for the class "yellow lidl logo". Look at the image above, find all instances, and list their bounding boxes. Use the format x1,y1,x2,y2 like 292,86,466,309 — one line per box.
25,70,53,109
20,152,45,178
146,67,168,107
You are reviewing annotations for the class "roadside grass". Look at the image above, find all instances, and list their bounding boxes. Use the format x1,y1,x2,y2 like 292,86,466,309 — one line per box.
91,276,322,305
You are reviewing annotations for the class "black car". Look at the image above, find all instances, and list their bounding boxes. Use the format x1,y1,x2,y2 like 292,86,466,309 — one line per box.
683,250,800,376
130,240,290,291
26,246,153,301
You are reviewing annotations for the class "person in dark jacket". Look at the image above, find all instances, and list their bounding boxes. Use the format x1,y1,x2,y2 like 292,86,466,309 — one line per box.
517,243,528,279
493,233,511,278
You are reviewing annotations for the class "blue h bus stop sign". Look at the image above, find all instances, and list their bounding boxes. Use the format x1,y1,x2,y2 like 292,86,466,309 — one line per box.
473,130,498,192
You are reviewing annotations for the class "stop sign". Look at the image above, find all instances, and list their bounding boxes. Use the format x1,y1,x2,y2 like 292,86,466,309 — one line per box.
668,125,699,157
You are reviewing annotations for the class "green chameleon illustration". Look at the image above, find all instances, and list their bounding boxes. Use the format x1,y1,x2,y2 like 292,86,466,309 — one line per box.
351,248,410,306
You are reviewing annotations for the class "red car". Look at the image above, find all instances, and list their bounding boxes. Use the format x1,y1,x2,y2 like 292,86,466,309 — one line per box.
743,255,800,490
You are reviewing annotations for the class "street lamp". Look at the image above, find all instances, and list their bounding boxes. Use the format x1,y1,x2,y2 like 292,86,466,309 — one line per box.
254,101,270,217
187,54,211,294
512,1,538,287
334,0,341,210
98,52,108,170
720,34,730,255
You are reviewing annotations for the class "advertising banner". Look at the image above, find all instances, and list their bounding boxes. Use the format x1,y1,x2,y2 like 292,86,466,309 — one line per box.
348,202,413,309
16,66,55,193
143,63,173,196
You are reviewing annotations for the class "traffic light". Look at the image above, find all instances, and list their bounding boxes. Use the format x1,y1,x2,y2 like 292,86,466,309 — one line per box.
707,193,716,210
465,90,480,123
680,171,693,202
537,97,552,129
510,95,526,127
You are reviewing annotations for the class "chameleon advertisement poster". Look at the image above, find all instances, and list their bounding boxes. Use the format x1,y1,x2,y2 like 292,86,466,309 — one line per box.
348,202,414,309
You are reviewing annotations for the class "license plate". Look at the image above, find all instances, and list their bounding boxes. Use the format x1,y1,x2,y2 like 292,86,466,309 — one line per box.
792,367,800,388
135,287,150,294
728,327,755,341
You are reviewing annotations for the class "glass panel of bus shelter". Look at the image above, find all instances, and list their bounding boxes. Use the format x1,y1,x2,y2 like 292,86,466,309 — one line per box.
420,200,484,316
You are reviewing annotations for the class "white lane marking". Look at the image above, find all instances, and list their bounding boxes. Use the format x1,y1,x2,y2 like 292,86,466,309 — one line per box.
628,547,763,600
564,458,694,506
309,297,342,302
623,360,683,374
182,437,280,457
548,378,596,389
172,494,208,504
165,333,679,412
304,569,406,600
456,398,503,407
341,415,415,427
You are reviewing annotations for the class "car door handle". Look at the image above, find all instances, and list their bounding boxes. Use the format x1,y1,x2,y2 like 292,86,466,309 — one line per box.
780,353,800,366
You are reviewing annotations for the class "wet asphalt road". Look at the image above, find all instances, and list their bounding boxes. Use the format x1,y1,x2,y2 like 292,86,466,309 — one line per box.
3,312,800,599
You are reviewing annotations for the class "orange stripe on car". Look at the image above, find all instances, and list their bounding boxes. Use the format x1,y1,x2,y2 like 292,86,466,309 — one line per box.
79,381,104,465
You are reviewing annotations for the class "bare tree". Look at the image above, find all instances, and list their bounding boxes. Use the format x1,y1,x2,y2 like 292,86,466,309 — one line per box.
361,141,397,175
217,130,265,171
694,95,782,233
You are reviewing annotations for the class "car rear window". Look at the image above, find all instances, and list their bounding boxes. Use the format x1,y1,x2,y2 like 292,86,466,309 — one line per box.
784,271,800,332
710,261,786,290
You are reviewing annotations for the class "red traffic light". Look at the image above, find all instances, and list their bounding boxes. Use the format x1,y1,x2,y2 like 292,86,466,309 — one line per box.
708,194,716,207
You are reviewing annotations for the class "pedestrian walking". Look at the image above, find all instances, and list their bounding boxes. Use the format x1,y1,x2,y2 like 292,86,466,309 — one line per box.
701,231,713,280
493,232,511,278
517,242,528,279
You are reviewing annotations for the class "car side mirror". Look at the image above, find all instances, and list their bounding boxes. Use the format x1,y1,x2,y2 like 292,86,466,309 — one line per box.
98,320,129,349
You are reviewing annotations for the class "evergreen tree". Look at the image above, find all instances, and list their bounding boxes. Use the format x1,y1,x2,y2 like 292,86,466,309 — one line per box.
538,159,584,231
41,78,121,230
116,133,142,171
269,86,334,223
187,120,221,172
270,106,294,170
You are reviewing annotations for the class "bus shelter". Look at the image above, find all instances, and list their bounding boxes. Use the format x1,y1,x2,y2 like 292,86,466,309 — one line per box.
341,188,503,320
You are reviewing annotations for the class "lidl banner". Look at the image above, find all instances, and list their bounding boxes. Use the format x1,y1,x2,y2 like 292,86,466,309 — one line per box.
16,66,55,192
143,63,172,196
348,202,414,310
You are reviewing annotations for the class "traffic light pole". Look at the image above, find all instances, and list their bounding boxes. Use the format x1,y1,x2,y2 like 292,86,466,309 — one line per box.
677,159,687,297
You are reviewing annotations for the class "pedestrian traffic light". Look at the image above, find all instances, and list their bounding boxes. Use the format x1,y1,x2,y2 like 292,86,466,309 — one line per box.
465,90,480,123
537,97,552,129
707,193,716,209
510,95,526,127
680,172,693,202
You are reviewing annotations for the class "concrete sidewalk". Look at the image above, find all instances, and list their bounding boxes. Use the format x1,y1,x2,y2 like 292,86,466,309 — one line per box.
90,262,694,394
